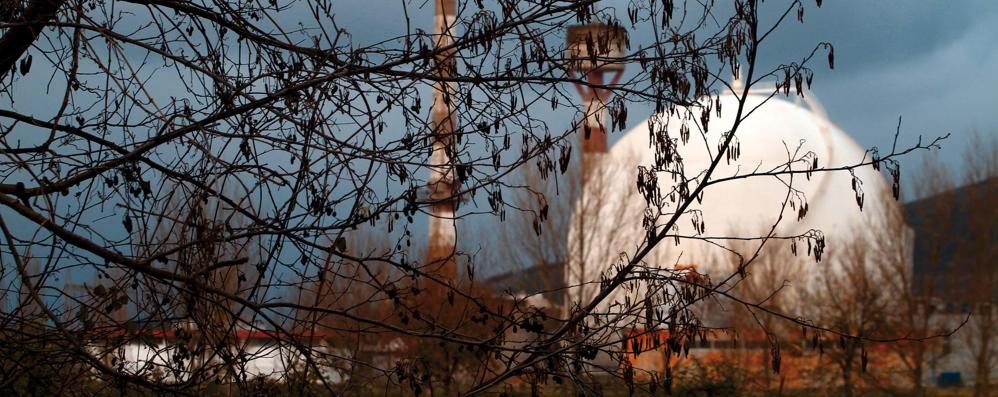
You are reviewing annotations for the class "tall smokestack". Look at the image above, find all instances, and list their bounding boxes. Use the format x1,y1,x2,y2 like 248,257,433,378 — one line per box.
565,23,626,306
426,0,458,281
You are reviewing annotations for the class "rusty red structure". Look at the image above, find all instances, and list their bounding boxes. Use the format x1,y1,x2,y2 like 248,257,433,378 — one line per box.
565,23,628,155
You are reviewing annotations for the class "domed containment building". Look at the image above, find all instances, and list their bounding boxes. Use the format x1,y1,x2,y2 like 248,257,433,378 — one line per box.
564,89,900,355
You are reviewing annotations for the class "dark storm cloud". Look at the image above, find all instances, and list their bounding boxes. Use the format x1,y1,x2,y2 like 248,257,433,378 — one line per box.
11,0,994,200
759,0,997,74
308,0,997,203
766,1,998,188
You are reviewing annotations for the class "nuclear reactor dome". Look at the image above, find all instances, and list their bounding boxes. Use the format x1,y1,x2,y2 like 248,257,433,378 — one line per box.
565,91,900,322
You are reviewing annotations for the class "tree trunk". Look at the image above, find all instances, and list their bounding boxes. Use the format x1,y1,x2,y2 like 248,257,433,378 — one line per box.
973,320,993,397
842,349,855,397
913,344,925,396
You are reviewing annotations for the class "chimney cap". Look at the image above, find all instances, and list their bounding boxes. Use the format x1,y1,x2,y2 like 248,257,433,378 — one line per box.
565,23,628,72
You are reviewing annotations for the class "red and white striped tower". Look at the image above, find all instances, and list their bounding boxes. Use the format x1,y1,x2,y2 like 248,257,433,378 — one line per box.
425,0,459,281
566,24,627,157
565,24,627,300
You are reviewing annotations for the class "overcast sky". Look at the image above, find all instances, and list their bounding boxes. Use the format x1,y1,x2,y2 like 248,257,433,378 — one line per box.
760,1,998,189
333,0,997,196
13,0,994,197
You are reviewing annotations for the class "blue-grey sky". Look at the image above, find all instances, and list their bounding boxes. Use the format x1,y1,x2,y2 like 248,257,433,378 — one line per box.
332,0,998,194
758,1,998,188
15,0,992,199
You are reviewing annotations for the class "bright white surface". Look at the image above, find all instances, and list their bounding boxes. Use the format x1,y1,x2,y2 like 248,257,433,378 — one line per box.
429,207,456,248
565,92,898,319
99,339,343,383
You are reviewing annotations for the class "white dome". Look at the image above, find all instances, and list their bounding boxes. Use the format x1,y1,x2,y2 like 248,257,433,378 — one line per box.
565,92,898,321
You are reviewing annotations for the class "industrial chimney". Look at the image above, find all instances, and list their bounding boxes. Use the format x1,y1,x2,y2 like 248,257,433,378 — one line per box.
565,23,627,305
425,0,459,281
